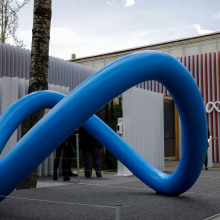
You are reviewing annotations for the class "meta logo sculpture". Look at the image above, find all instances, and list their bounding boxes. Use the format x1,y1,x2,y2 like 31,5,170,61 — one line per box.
206,101,220,113
0,51,207,202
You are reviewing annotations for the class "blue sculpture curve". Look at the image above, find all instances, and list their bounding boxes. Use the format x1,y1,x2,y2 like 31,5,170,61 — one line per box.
0,51,207,202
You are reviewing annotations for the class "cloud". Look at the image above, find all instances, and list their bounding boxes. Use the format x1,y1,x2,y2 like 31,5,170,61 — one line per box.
50,27,81,45
19,27,81,46
213,12,220,19
18,29,32,49
107,0,135,8
193,24,214,35
124,0,135,7
106,0,120,8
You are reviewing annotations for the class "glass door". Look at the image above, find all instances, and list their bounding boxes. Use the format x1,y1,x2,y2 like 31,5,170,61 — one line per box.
164,97,180,160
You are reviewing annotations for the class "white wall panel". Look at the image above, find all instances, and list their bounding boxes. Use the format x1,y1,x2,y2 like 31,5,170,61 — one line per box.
201,41,217,53
185,45,200,56
118,87,164,176
0,77,18,159
94,59,105,71
169,47,184,57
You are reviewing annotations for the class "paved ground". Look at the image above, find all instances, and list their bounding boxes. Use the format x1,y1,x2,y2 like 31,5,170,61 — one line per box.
0,166,220,220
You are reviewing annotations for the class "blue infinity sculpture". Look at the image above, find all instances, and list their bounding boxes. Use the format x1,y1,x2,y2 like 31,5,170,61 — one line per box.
0,51,207,202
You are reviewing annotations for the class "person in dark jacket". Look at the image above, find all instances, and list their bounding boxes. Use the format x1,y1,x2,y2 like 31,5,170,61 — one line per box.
79,128,102,178
53,135,76,181
204,129,211,170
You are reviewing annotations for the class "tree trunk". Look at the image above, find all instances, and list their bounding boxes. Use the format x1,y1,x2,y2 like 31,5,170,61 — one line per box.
16,0,52,190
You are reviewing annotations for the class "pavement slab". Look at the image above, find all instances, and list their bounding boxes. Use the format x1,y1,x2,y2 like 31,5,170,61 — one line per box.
0,166,220,220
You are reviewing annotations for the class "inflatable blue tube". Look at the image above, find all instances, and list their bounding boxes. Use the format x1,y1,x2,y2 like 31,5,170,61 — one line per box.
0,51,207,202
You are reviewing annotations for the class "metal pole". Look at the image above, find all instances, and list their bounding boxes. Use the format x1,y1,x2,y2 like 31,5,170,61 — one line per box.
115,205,122,220
75,133,80,183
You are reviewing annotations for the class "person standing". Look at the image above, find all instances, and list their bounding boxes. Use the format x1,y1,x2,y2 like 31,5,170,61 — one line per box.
53,135,76,181
79,128,102,178
204,129,211,170
66,134,78,177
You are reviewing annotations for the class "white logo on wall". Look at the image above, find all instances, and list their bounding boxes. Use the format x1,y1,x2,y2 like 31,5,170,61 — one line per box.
206,101,220,113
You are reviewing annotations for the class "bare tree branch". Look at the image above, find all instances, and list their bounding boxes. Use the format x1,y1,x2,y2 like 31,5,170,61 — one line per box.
0,0,29,47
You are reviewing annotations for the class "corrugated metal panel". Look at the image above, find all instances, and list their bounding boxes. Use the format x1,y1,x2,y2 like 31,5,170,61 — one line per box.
136,51,220,162
0,77,18,159
177,52,220,162
0,42,96,91
0,42,96,176
122,87,164,172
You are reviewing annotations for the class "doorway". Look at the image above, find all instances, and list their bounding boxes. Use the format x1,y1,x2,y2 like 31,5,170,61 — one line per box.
164,97,180,160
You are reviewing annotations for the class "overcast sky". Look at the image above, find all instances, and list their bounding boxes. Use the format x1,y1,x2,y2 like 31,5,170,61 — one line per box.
17,0,220,60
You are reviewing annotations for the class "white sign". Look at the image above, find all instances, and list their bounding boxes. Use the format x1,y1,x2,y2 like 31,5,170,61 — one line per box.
206,101,220,113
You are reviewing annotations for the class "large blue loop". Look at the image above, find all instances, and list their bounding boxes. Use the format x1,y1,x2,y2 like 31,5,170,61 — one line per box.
0,51,207,202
